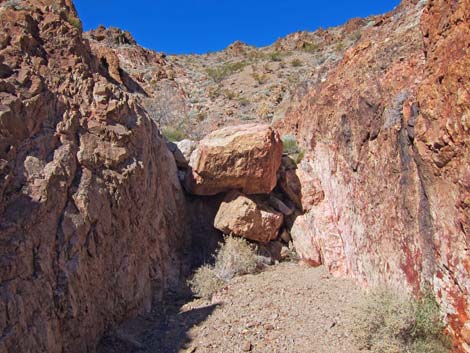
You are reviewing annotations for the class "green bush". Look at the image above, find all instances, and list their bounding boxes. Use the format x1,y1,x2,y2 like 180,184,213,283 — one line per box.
301,42,319,53
353,288,450,353
206,61,248,82
66,14,82,30
281,134,299,154
281,134,304,163
188,236,262,298
252,72,268,85
161,126,187,142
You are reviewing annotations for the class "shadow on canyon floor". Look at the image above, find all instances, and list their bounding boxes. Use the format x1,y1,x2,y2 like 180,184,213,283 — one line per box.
97,292,219,353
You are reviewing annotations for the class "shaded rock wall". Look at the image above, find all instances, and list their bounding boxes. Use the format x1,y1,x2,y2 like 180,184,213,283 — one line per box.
0,2,189,353
278,0,470,350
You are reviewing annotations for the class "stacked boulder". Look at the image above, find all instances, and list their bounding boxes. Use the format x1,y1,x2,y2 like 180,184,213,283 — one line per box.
169,123,300,259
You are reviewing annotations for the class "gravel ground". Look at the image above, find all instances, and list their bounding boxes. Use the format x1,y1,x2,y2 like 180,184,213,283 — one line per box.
98,262,368,353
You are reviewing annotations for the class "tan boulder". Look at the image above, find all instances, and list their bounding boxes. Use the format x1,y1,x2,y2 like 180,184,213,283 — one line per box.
214,191,284,243
185,124,283,195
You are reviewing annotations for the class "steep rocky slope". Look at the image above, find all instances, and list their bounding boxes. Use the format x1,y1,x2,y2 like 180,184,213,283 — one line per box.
277,0,470,351
0,1,189,353
85,19,372,139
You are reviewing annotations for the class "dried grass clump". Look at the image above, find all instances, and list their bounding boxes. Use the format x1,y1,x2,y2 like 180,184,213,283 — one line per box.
188,236,262,298
353,287,450,353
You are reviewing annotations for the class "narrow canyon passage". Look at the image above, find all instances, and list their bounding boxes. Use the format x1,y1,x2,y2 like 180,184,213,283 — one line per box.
97,263,365,353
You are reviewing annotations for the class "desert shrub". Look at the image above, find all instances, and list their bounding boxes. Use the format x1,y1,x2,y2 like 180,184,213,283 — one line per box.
187,265,224,300
66,13,82,30
238,97,250,107
351,30,362,42
335,41,346,51
291,59,303,67
214,236,259,281
188,236,261,298
353,288,450,353
302,42,319,53
2,0,20,9
252,72,268,85
282,134,304,163
223,89,237,100
161,125,187,142
281,134,299,154
206,61,247,82
267,51,284,62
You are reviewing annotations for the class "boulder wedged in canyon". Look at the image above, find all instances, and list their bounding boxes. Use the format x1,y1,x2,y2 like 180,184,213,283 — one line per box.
276,0,470,350
184,124,283,196
214,191,284,243
0,2,189,353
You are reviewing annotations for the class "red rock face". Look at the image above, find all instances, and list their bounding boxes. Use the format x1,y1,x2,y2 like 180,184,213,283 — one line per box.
277,0,470,350
0,2,189,353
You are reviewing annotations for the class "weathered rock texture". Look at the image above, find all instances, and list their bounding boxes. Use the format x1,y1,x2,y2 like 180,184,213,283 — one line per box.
185,124,283,195
0,2,188,353
278,0,470,350
214,191,284,243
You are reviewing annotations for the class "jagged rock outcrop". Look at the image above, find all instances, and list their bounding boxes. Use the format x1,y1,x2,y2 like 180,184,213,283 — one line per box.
214,191,284,243
185,124,283,195
0,2,189,353
277,0,470,350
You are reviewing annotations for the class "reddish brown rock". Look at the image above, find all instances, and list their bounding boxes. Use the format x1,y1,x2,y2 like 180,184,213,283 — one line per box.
0,3,189,353
279,157,325,212
214,191,284,243
277,0,470,350
185,124,283,196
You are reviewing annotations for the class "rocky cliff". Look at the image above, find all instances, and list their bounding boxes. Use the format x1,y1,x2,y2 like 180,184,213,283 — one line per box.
0,1,189,353
277,0,470,351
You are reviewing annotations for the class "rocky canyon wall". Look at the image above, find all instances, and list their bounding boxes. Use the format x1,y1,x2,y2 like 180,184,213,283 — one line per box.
0,1,189,353
278,0,470,351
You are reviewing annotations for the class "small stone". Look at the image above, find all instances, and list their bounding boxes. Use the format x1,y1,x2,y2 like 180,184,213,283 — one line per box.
242,341,252,352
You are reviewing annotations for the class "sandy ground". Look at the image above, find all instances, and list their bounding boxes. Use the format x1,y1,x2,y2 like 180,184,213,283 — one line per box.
98,262,368,353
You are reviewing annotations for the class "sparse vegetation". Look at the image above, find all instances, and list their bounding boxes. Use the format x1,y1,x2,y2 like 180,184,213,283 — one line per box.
252,72,268,85
351,30,362,42
66,13,82,30
161,125,187,142
188,236,263,298
238,97,250,107
335,41,346,51
353,288,450,353
206,61,248,82
267,51,286,62
223,89,237,100
291,59,303,67
282,134,304,163
301,42,319,53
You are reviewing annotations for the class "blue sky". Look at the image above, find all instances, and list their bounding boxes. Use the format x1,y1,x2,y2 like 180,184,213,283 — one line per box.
74,0,401,54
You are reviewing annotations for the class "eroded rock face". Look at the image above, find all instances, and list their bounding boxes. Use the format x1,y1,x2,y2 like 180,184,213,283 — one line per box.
185,124,283,195
279,157,325,212
0,2,188,353
277,0,470,350
214,191,284,243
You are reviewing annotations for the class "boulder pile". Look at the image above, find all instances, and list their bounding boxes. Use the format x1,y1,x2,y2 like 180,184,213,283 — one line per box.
169,123,310,260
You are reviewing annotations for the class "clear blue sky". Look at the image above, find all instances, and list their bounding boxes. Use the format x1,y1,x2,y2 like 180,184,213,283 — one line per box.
74,0,401,54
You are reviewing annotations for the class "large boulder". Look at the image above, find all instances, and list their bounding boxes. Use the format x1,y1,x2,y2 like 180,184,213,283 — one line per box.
185,124,283,195
214,191,284,243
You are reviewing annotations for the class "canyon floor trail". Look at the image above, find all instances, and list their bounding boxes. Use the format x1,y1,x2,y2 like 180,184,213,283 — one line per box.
98,263,367,353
